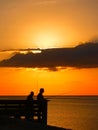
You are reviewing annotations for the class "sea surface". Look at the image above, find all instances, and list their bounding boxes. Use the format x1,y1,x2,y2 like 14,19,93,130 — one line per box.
0,96,98,130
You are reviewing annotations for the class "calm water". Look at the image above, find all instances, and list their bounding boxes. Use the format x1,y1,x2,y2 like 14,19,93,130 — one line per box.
47,96,98,130
0,96,98,130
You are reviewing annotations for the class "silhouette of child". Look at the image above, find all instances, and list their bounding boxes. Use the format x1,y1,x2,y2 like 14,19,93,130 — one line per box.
27,91,34,101
26,91,34,120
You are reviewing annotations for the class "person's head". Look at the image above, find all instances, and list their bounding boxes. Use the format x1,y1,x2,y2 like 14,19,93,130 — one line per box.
40,88,44,94
30,91,34,96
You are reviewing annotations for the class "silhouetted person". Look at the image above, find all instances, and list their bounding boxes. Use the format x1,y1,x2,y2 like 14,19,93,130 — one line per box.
27,91,34,101
26,91,34,120
37,88,45,101
37,88,45,122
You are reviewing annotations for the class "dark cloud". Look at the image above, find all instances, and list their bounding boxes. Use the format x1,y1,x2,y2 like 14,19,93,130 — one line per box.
0,42,98,70
0,48,40,52
89,36,98,43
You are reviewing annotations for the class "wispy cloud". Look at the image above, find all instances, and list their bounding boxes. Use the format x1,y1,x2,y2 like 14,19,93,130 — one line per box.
0,48,41,61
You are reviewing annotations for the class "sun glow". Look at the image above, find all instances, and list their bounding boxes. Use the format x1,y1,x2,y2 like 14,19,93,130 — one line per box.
34,31,61,49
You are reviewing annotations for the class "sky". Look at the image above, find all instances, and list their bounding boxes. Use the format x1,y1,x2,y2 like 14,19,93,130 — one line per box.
0,0,98,95
0,0,98,50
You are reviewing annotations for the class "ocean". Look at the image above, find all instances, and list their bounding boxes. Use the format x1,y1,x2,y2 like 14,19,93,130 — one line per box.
0,96,98,130
47,96,98,130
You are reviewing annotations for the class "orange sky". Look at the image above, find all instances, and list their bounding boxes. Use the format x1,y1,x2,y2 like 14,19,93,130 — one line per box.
0,0,98,95
0,67,98,95
0,0,98,50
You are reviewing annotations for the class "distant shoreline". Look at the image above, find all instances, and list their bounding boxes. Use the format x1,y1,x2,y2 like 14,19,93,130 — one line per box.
0,95,98,100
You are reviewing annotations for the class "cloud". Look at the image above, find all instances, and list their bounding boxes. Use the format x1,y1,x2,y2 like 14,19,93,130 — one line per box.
0,42,98,71
89,36,98,43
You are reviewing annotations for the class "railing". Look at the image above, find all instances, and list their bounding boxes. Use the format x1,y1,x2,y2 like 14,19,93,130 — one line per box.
0,100,48,125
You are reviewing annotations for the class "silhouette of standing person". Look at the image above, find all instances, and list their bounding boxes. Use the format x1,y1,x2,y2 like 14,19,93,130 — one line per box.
26,91,34,120
37,88,45,122
37,88,44,101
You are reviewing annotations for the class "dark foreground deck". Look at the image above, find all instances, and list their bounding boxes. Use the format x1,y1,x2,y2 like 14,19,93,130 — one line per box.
0,116,72,130
0,100,48,125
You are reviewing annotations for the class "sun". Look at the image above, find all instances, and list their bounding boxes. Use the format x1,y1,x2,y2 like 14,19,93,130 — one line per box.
34,31,61,49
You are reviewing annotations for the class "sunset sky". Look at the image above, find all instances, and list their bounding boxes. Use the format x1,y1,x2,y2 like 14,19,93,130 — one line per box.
0,0,98,49
0,0,98,95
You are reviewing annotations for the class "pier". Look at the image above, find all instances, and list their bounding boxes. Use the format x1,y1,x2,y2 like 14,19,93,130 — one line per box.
0,99,48,125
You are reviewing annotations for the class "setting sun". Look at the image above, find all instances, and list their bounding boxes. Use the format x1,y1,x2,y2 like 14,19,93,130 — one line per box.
33,31,62,49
